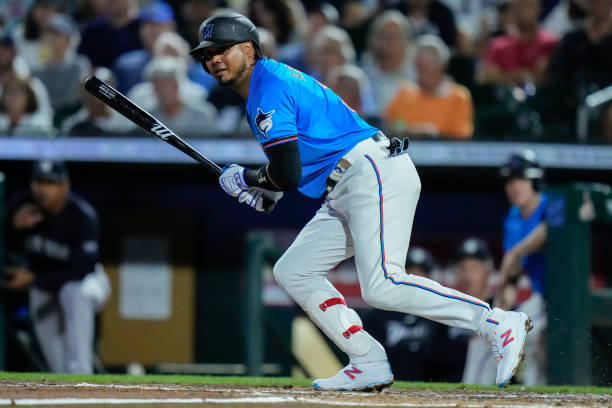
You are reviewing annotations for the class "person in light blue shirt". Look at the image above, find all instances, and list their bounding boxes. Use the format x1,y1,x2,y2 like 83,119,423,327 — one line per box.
498,150,548,385
189,11,533,392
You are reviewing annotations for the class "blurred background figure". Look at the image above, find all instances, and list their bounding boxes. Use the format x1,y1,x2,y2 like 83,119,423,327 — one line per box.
360,10,415,116
548,0,612,127
388,0,460,50
454,237,497,385
12,0,67,71
61,67,133,136
178,0,226,46
385,35,473,139
78,0,142,68
543,0,588,36
32,14,91,124
497,150,548,385
309,25,356,80
326,64,378,124
0,73,54,137
247,0,305,58
478,0,558,88
3,160,110,374
112,0,176,93
278,2,339,74
361,247,472,382
141,56,217,138
0,34,52,118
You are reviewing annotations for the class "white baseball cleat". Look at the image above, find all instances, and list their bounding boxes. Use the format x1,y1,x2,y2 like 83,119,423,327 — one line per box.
312,360,393,392
482,308,533,387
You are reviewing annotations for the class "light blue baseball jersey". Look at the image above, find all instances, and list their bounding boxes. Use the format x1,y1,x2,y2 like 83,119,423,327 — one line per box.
246,58,378,198
503,193,547,295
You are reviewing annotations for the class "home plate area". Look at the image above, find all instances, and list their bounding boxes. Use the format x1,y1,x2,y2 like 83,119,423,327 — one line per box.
1,381,610,407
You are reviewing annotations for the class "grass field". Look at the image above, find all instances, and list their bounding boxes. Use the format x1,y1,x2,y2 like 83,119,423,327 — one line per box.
1,371,611,393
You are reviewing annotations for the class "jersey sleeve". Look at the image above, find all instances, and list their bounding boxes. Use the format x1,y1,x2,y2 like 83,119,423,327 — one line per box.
250,83,298,149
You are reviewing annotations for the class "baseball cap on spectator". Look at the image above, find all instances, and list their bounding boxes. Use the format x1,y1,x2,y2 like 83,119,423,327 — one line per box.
31,160,69,183
46,14,78,36
454,238,492,263
141,0,174,23
405,247,436,275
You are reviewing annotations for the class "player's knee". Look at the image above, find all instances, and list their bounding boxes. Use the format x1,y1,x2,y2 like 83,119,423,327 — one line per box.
361,287,395,310
272,257,297,290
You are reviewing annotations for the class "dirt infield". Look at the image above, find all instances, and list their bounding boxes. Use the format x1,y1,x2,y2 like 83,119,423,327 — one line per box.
1,380,611,407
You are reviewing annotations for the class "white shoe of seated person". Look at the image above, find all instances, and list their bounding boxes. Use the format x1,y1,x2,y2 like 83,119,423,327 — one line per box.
312,360,393,392
481,307,533,387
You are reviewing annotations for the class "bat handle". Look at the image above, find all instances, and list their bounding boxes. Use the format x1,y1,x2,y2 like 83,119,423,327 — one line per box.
262,197,277,214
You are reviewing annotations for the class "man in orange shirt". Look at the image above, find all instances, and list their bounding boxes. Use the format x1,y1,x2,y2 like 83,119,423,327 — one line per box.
385,35,473,139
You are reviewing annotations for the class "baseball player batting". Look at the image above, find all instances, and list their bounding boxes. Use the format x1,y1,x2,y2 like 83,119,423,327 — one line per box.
191,11,533,391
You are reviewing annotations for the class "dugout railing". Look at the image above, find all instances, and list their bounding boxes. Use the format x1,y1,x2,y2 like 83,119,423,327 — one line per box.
545,183,612,386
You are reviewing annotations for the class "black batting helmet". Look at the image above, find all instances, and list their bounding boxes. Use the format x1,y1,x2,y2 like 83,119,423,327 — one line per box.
189,12,260,57
405,247,436,275
454,238,492,264
499,149,544,190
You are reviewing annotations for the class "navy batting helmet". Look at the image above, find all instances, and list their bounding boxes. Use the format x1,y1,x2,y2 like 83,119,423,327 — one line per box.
499,150,544,190
405,247,436,275
189,12,260,57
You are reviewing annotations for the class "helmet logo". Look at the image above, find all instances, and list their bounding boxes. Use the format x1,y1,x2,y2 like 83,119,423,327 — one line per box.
255,108,275,138
202,23,214,40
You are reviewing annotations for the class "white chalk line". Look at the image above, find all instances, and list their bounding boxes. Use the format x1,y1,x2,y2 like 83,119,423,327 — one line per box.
4,398,204,405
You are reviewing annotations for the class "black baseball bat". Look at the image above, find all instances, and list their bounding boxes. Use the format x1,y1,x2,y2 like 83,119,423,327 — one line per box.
83,75,276,212
83,75,222,175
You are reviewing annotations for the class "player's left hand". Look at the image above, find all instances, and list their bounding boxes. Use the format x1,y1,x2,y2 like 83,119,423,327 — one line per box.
219,164,249,197
238,188,283,213
3,267,35,291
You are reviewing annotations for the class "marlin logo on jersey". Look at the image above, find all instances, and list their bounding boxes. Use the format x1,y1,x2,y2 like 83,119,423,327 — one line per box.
202,24,214,40
255,108,275,139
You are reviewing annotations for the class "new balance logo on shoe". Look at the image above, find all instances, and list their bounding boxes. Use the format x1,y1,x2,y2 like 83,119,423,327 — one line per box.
343,366,362,380
500,329,515,347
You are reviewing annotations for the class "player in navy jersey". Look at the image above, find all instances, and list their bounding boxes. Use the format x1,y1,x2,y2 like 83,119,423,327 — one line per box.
190,11,532,390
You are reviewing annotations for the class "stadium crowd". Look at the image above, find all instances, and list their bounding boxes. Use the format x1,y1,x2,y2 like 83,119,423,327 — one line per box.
0,0,610,141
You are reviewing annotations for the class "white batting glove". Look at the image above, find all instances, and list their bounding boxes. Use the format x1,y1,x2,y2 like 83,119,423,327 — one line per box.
238,188,284,213
219,164,249,197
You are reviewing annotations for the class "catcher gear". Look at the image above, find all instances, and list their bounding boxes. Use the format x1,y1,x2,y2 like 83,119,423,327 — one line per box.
190,12,260,58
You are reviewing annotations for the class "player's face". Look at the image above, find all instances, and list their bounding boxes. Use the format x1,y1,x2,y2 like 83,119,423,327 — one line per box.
504,176,535,207
455,258,489,300
203,42,252,87
31,180,69,212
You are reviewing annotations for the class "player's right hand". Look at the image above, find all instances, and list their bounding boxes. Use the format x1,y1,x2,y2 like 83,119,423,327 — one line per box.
13,203,43,230
219,163,249,197
238,188,283,213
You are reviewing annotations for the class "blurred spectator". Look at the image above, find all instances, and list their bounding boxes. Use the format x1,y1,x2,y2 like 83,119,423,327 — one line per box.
75,0,109,24
497,150,548,385
0,0,33,33
360,10,415,116
4,160,110,374
548,0,612,113
326,64,378,123
152,31,214,93
479,0,558,87
0,35,52,117
113,0,175,93
602,102,612,143
361,247,472,382
256,26,278,59
12,0,66,70
543,0,588,36
388,0,460,49
137,56,217,138
32,14,91,114
453,238,497,385
0,73,54,137
78,0,142,67
248,0,302,53
278,2,339,73
178,0,226,46
490,0,516,38
309,25,356,80
385,35,473,139
61,67,133,136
